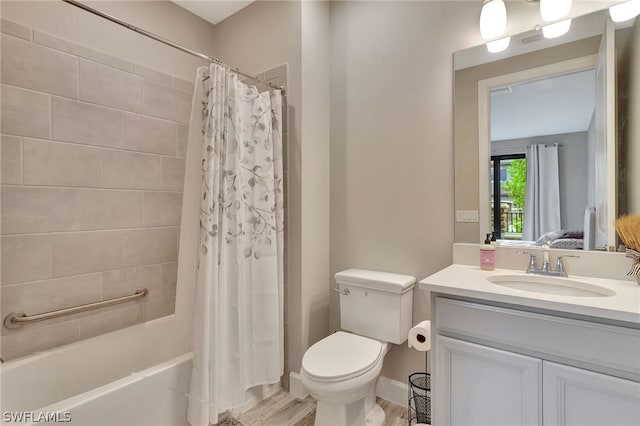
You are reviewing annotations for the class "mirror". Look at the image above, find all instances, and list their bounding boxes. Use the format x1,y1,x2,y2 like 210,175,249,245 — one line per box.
453,9,639,251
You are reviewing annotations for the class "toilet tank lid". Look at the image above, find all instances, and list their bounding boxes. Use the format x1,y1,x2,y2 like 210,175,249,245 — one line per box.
335,269,416,294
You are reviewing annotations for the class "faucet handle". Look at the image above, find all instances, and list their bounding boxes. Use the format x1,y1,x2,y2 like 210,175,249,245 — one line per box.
516,251,539,273
555,255,580,274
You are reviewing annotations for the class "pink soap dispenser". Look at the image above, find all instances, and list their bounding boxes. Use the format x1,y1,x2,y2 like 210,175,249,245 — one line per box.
480,233,496,271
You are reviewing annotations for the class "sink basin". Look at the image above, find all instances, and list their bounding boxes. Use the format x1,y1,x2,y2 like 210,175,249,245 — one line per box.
487,274,616,297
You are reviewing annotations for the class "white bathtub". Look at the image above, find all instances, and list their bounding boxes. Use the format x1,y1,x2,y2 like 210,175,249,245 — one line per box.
1,316,192,426
1,315,281,426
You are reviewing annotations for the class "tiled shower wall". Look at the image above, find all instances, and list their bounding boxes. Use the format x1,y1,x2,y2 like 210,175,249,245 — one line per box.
0,20,193,360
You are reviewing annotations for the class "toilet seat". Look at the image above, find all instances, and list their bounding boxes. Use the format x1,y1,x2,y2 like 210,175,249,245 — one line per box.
302,332,383,382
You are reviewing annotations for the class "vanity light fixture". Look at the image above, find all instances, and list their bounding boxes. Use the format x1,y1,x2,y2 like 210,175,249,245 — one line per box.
480,0,507,40
609,0,640,22
540,0,572,22
542,19,572,39
486,36,511,53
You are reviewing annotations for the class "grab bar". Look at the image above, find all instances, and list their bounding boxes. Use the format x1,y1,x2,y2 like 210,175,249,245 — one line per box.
3,288,148,329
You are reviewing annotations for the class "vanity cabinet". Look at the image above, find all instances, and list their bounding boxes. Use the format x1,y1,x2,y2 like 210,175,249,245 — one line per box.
436,335,541,426
432,297,640,426
543,361,640,426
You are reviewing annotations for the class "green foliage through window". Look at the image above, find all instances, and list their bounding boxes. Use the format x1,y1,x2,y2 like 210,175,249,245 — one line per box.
502,159,527,210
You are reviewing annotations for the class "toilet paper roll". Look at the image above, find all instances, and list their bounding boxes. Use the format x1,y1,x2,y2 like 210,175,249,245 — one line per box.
408,320,431,352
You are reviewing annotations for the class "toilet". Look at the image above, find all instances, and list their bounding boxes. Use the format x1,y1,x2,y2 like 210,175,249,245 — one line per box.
301,269,415,426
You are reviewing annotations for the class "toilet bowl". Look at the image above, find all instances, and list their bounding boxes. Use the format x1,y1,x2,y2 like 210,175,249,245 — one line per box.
300,269,416,426
301,332,389,426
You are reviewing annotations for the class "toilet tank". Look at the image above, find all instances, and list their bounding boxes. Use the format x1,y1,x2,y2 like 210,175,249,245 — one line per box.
336,269,415,345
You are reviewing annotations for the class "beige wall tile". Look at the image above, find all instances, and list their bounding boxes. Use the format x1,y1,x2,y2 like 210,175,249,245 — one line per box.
77,304,143,340
161,157,186,191
1,85,50,139
1,19,31,41
123,228,177,267
52,231,122,277
102,150,162,190
134,64,172,85
1,186,78,234
79,60,143,112
1,234,51,284
33,31,136,73
1,135,22,184
51,97,123,148
123,113,176,155
143,79,191,123
0,320,78,360
162,262,178,300
1,34,78,98
173,77,195,93
0,284,23,332
78,189,143,230
1,285,22,321
22,273,102,314
143,192,183,227
145,298,175,321
103,264,162,302
23,138,102,187
176,124,189,157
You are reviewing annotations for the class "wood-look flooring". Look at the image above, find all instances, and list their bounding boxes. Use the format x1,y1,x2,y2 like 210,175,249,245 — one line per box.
216,390,409,426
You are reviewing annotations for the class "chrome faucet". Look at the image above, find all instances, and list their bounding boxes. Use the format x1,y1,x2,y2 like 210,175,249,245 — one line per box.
517,250,579,277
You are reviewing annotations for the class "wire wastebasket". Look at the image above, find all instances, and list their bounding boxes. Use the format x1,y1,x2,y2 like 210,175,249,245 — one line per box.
408,372,431,425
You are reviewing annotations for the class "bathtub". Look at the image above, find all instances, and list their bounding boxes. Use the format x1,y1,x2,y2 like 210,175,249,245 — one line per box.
1,315,281,426
1,316,191,426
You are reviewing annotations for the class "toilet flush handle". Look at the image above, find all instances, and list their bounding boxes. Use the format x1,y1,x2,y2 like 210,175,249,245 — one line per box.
333,288,350,296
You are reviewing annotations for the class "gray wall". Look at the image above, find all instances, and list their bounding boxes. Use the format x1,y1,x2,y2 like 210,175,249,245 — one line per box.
330,1,476,383
0,1,211,360
328,0,612,384
493,132,590,231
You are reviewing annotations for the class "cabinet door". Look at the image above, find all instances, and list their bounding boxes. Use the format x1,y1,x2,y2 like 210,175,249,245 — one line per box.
543,361,640,426
435,335,542,426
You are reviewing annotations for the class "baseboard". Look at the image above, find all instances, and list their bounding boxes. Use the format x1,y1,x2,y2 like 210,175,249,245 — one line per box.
288,371,309,399
376,375,408,407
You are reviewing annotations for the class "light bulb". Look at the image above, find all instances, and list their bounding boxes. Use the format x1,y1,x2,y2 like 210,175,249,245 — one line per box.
480,0,507,40
609,0,640,23
540,0,573,22
486,36,511,53
542,19,572,39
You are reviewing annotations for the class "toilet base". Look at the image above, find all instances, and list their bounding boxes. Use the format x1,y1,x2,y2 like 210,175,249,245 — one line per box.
366,404,385,426
313,388,385,426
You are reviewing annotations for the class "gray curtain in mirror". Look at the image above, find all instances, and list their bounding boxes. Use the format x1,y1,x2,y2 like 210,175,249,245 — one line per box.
523,144,561,241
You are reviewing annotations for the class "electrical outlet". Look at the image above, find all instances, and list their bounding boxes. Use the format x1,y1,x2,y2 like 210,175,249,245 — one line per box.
456,210,479,223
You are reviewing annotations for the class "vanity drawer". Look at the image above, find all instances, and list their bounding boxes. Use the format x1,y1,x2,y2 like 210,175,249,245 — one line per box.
435,297,640,377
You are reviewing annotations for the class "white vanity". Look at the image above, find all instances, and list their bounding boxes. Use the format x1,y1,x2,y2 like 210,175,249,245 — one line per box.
421,264,640,426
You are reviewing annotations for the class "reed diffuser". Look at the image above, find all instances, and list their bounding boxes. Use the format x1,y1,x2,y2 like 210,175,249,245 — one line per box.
615,215,640,284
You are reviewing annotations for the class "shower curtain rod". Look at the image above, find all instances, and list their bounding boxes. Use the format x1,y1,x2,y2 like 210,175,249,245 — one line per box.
61,0,285,92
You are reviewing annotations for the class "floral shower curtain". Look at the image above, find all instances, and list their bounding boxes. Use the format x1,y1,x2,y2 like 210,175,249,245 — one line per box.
187,64,284,426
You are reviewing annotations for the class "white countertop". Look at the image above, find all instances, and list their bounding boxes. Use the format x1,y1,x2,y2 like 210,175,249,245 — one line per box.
420,264,640,324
